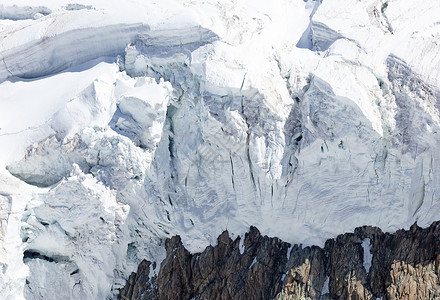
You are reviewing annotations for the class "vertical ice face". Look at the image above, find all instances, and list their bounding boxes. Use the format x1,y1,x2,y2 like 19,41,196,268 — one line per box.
0,0,440,299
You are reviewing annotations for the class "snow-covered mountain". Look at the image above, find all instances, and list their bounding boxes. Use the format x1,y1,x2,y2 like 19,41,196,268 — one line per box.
0,0,439,299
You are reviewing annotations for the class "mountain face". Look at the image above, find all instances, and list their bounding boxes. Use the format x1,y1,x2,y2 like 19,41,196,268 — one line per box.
0,0,440,299
120,222,440,300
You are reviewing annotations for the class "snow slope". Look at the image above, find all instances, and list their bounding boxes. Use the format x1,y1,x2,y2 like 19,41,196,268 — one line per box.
1,0,440,299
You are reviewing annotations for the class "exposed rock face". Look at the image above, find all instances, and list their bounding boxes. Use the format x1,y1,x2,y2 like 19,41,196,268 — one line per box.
120,222,440,300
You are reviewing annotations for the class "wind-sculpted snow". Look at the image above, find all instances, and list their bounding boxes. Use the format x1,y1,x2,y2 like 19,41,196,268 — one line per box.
1,0,440,299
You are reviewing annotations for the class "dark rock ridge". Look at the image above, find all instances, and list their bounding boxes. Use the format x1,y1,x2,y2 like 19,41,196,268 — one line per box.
119,221,440,300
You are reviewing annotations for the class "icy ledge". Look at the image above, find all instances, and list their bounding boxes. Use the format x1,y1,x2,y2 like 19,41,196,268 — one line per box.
0,23,149,81
0,24,217,82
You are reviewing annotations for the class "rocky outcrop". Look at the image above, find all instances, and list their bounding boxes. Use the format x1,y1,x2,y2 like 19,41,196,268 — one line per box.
120,221,440,300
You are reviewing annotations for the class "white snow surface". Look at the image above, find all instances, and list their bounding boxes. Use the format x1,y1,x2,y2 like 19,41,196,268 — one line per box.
362,238,372,274
1,0,440,299
321,276,330,295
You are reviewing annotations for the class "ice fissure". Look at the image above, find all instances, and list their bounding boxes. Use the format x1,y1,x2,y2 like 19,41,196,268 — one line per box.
1,0,440,299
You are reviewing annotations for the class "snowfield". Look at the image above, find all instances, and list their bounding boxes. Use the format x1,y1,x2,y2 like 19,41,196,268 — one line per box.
1,0,440,299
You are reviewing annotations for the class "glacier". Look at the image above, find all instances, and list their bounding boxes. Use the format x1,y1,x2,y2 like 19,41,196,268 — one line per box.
0,0,440,299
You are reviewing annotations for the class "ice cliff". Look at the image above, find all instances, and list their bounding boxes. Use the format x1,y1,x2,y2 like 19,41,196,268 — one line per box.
0,0,440,299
